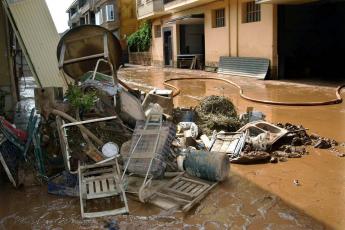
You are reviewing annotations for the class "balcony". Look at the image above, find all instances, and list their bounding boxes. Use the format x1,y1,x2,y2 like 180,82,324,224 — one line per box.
255,0,318,3
78,1,91,15
68,11,81,26
163,0,216,13
137,0,165,20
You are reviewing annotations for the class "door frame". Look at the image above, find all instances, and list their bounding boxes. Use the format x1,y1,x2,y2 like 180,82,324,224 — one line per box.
163,26,173,67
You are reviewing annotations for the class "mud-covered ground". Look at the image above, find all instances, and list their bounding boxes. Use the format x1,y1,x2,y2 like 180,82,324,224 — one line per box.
1,66,345,229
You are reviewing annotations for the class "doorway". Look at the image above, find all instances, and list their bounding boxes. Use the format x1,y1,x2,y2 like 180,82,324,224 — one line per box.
278,1,345,80
163,27,173,66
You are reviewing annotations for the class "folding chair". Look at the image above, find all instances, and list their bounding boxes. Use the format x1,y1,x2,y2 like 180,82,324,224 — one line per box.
121,112,163,202
78,159,129,218
0,109,45,183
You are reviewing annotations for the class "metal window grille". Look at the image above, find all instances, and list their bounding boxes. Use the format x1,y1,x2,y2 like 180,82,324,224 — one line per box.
245,1,261,23
154,25,161,38
214,9,225,28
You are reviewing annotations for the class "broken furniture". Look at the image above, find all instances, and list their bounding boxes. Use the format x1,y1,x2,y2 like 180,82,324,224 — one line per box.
78,160,128,218
0,109,45,185
121,112,176,202
122,112,164,203
0,135,22,187
57,25,145,127
48,171,79,197
238,121,288,149
210,131,247,159
142,89,174,116
57,25,122,81
147,173,217,212
177,54,204,70
56,116,118,174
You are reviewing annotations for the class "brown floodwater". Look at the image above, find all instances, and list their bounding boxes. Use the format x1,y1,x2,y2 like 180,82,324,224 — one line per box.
1,66,345,229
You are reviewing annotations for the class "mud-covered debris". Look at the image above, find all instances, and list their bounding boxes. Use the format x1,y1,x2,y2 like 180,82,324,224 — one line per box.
195,96,242,135
270,157,278,164
231,151,271,164
172,107,196,123
293,179,300,186
314,139,333,149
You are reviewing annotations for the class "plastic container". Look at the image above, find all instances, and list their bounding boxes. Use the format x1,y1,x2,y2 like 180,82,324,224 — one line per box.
183,150,229,182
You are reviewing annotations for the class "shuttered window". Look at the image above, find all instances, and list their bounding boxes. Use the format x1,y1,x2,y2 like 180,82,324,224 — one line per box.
212,8,225,28
243,1,261,23
154,25,161,38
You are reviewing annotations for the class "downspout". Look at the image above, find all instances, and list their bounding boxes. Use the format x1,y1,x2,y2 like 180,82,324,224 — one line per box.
236,0,239,57
228,0,231,56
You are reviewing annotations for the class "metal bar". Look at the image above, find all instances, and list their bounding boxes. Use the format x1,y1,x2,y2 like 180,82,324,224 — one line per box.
58,43,66,68
61,116,117,129
63,53,105,65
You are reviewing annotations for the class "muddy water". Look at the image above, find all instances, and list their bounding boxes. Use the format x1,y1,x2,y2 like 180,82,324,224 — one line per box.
1,66,344,229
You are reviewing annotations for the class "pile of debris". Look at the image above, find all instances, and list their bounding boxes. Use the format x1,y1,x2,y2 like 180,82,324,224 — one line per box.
0,26,343,221
195,95,242,135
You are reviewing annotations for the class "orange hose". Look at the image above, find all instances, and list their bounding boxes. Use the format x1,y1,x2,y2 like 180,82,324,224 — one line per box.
163,77,345,106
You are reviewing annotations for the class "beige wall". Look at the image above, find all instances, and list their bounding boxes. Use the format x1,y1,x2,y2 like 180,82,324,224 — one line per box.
150,0,277,75
151,0,231,67
233,0,277,76
152,18,165,66
204,0,230,66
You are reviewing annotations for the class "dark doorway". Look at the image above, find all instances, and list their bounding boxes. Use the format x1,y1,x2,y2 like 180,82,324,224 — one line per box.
163,28,173,66
278,1,345,80
180,24,205,55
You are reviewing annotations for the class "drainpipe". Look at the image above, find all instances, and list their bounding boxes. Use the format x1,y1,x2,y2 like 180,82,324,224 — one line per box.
228,0,231,56
236,0,239,57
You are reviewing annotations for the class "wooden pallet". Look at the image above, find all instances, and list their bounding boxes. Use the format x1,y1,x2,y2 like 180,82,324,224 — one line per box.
148,173,218,212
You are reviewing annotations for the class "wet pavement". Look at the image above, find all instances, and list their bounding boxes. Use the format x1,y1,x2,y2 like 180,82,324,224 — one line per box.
1,65,345,229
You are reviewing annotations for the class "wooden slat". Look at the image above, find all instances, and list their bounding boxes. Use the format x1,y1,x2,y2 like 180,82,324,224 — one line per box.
108,178,116,192
178,182,191,192
87,181,95,195
190,185,202,195
171,180,185,190
95,181,101,193
101,179,108,192
184,183,198,193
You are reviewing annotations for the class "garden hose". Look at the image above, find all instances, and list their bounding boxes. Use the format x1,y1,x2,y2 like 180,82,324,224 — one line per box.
163,77,345,106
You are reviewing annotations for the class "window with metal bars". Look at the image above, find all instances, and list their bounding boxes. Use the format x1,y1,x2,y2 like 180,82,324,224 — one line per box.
212,8,225,28
154,25,161,38
243,1,261,23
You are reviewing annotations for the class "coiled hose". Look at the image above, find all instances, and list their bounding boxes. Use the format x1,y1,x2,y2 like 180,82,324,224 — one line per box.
163,77,345,106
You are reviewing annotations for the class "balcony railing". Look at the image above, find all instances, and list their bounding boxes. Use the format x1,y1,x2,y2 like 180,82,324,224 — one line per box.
137,0,164,19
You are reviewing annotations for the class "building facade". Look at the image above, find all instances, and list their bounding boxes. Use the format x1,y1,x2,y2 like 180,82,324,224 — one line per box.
67,0,138,54
138,0,345,80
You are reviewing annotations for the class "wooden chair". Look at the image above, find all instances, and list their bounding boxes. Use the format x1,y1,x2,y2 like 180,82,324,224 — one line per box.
78,160,129,218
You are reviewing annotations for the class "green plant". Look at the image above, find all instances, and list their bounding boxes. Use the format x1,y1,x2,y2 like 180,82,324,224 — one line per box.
127,21,152,52
65,84,97,112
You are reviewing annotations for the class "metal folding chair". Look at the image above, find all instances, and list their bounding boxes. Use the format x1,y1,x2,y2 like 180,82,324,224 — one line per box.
78,159,129,218
0,109,45,183
121,112,163,202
